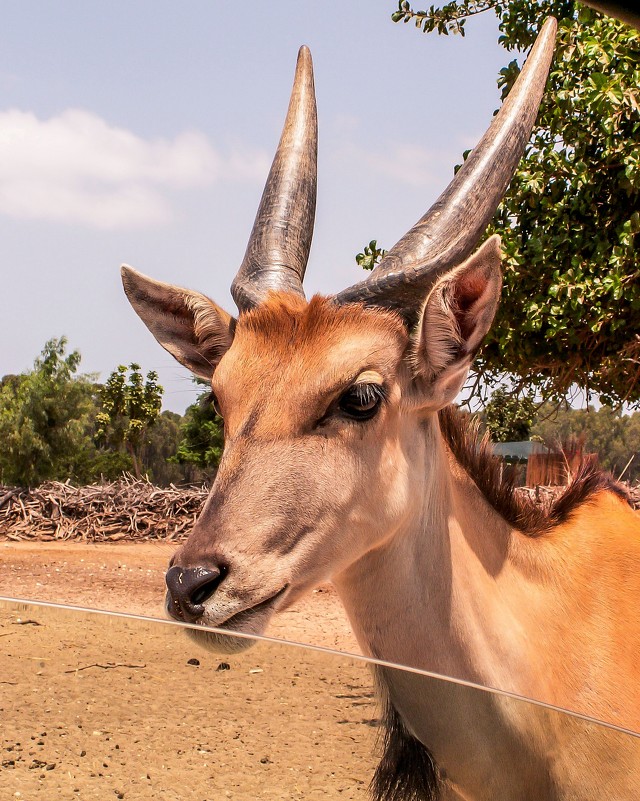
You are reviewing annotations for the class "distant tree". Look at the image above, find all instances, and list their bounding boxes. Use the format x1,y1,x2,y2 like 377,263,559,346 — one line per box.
0,337,97,485
87,448,134,482
172,381,224,478
141,410,188,486
532,405,640,481
95,364,163,479
391,1,640,406
483,388,537,441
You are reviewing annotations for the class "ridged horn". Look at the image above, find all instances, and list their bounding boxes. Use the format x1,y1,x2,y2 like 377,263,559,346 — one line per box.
333,17,557,325
231,46,318,313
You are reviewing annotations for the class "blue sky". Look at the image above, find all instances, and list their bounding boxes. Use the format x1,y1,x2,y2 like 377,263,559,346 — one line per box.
0,1,507,412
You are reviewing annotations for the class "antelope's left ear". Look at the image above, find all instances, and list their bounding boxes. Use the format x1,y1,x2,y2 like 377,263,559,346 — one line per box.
410,234,502,410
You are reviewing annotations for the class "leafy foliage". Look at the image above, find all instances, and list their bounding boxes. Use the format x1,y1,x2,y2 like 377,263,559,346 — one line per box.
392,1,640,405
172,381,225,477
0,338,97,485
140,410,186,486
356,240,388,271
0,340,222,487
392,0,498,35
483,387,537,441
95,364,163,479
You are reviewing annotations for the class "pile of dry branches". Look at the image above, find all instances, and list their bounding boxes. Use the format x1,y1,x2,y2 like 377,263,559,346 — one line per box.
0,477,208,542
516,482,640,509
1,477,638,544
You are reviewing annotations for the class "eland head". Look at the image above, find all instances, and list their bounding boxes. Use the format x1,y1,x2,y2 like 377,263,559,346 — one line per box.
122,22,557,649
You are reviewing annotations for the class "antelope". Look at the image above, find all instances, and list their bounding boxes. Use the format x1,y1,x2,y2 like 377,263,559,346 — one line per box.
121,17,640,800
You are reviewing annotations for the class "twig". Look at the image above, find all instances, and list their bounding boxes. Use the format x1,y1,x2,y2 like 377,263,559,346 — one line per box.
0,489,19,509
64,662,146,673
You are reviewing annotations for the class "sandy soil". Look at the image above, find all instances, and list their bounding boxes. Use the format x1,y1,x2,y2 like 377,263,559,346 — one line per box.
0,540,360,653
0,541,373,801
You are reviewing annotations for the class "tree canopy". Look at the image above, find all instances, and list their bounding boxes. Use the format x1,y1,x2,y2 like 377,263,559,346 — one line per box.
171,380,225,478
483,387,537,441
95,364,163,479
0,338,97,485
531,404,640,481
391,0,640,405
0,339,206,487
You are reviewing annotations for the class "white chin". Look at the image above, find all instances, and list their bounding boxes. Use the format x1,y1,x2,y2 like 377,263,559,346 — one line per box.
187,602,275,654
185,626,258,654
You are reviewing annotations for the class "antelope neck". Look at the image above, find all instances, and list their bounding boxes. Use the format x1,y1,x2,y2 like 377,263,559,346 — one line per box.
332,419,539,691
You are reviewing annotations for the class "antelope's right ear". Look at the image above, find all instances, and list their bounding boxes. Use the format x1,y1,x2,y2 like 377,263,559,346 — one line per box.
121,266,236,380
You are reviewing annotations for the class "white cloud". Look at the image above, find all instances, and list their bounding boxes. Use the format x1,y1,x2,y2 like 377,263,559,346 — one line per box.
0,108,268,229
223,147,271,182
333,128,482,189
359,143,439,187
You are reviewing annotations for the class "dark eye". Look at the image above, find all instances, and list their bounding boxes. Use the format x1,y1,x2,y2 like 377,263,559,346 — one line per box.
338,383,386,421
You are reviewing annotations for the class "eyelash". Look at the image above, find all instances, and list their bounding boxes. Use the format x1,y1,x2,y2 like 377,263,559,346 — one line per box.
336,382,387,422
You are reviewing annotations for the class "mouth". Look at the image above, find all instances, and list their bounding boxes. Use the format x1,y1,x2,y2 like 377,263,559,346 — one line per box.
214,585,288,632
179,585,288,654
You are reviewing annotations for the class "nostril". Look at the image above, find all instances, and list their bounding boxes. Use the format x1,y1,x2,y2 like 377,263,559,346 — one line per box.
165,564,227,620
190,567,226,606
191,581,214,606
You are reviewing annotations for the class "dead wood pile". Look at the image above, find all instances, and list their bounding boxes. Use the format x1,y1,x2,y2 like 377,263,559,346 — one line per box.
0,478,638,544
0,477,208,542
515,483,640,510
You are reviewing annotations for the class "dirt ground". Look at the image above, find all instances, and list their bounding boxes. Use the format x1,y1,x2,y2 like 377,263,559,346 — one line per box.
0,540,360,653
0,541,373,801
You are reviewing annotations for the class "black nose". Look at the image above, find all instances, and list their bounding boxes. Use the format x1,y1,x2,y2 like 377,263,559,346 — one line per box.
165,565,224,622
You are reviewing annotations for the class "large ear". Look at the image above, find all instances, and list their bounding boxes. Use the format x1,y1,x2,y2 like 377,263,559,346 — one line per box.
410,235,502,410
121,266,236,380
